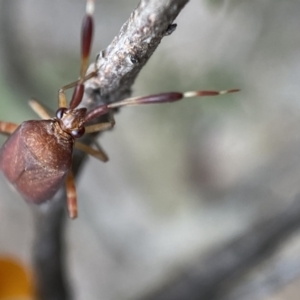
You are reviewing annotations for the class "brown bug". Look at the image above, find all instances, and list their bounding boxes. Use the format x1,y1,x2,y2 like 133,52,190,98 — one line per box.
0,0,238,219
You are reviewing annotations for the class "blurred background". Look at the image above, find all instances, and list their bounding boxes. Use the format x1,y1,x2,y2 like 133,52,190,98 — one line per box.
1,0,300,299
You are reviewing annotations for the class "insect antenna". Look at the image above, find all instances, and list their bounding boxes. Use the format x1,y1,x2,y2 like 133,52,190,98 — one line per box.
58,0,96,110
69,0,95,109
84,89,240,124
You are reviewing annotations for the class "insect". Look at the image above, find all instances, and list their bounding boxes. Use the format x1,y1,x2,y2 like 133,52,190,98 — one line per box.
0,0,238,219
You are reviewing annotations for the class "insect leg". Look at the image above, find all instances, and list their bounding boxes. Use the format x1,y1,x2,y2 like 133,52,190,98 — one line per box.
75,111,115,161
58,71,96,108
28,99,52,119
0,122,18,135
85,109,115,133
92,139,109,160
66,171,78,219
84,121,115,134
75,141,108,162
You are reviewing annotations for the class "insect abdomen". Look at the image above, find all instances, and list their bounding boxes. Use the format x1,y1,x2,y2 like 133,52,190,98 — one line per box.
0,120,73,203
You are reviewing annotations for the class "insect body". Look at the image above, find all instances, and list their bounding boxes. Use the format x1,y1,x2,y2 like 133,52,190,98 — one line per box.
0,0,238,219
0,106,87,204
0,120,73,203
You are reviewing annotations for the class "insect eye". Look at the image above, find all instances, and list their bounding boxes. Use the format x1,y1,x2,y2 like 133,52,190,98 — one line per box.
56,108,68,119
71,127,85,138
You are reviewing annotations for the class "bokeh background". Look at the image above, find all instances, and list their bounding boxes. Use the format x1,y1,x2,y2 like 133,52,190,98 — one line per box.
1,0,300,299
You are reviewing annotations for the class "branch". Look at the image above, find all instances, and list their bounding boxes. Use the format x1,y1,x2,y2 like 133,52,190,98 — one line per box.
32,1,189,299
84,0,188,108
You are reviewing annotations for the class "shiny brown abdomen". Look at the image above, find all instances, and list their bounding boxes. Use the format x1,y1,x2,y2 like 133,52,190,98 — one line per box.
0,120,73,203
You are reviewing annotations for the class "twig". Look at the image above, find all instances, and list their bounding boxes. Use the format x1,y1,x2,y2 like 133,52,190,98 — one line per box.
33,194,70,300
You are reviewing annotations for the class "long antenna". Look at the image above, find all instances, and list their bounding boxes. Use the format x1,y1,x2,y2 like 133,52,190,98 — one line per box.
69,0,95,109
